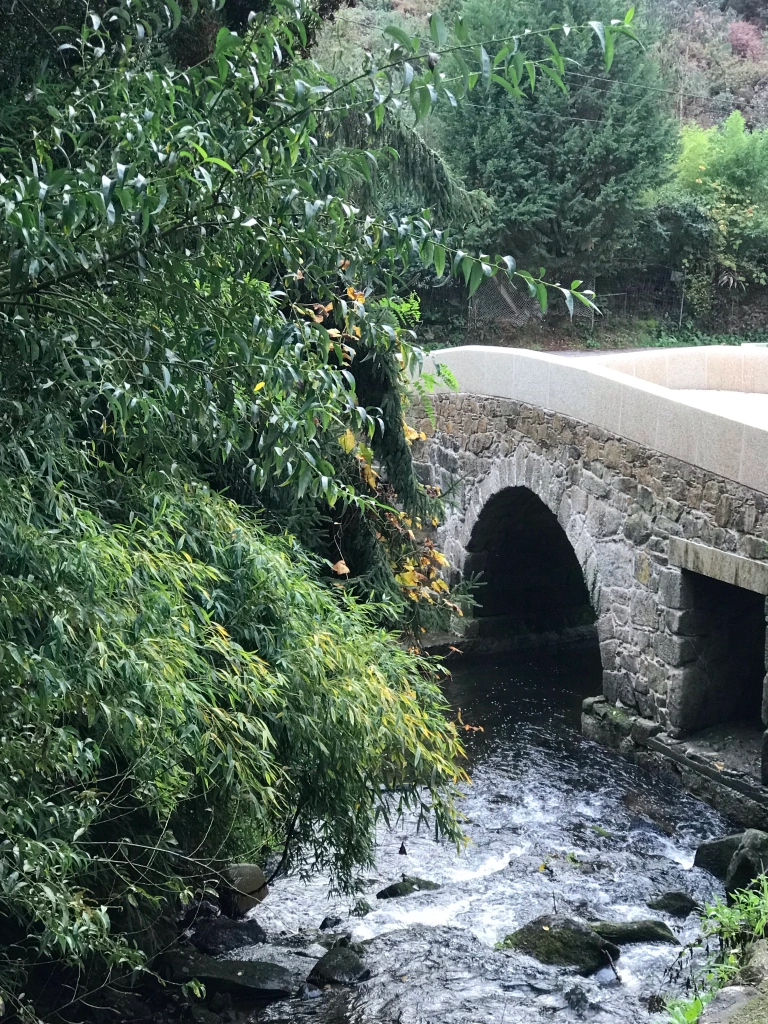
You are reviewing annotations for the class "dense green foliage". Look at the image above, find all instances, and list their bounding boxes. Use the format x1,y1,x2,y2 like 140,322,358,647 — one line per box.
646,113,768,315
666,875,768,1023
434,0,676,271
0,0,609,1016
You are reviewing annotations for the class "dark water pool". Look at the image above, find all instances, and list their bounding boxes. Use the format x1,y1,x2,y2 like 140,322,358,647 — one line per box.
241,646,728,1023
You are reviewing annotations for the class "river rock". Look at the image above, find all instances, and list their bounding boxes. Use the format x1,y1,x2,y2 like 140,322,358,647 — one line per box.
700,985,759,1023
591,920,679,945
190,916,266,955
164,949,293,999
725,830,768,893
726,984,768,1023
307,947,370,985
376,876,441,899
694,834,745,880
319,916,343,931
499,915,620,975
220,864,269,918
647,891,701,917
736,941,768,988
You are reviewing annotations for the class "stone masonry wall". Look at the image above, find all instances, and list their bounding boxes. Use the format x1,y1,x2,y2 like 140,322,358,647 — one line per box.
412,393,768,738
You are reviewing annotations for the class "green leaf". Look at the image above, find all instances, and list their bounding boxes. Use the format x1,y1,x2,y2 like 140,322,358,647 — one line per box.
203,156,235,172
429,13,447,47
491,73,521,98
454,16,468,43
624,6,635,24
589,20,606,52
524,61,536,93
535,281,548,313
434,245,446,278
468,259,484,296
479,45,491,87
604,28,615,71
166,0,182,30
540,65,567,93
383,25,414,53
461,254,474,286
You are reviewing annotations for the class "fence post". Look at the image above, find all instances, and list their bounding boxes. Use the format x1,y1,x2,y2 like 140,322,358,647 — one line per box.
678,280,685,329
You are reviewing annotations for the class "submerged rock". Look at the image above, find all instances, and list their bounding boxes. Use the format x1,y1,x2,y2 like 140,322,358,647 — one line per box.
190,917,266,955
591,920,679,945
164,949,293,999
319,915,343,932
498,915,620,975
725,830,768,893
376,875,441,899
694,834,744,880
307,946,370,985
647,891,701,918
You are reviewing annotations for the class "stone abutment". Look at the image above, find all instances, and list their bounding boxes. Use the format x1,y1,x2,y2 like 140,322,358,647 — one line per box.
414,389,768,828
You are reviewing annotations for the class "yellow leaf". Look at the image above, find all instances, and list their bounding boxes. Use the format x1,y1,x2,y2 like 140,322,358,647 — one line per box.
338,429,356,453
395,569,419,587
254,381,265,392
403,422,420,442
361,463,378,489
331,560,350,575
432,550,450,566
346,286,366,303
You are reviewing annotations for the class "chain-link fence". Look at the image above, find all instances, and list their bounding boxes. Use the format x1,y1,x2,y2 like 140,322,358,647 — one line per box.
465,262,687,331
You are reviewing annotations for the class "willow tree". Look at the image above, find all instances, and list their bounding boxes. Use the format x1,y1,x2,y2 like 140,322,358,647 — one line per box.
0,0,613,1017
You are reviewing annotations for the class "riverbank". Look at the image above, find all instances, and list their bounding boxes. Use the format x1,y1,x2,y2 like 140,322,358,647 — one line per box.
122,648,747,1024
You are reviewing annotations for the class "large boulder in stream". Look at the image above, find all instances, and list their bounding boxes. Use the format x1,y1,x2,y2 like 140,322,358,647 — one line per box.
647,891,701,918
725,830,768,893
164,949,293,1000
694,834,745,880
498,915,620,975
219,863,269,918
307,947,370,985
190,916,267,955
376,876,441,899
591,920,679,945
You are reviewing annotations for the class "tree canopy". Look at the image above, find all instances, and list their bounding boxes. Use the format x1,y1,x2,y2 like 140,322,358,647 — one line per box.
435,0,677,272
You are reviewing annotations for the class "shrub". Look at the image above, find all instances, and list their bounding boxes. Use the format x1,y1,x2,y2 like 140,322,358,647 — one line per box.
729,20,765,59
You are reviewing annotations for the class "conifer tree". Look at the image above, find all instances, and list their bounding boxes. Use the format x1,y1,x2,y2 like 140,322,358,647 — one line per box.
436,0,677,273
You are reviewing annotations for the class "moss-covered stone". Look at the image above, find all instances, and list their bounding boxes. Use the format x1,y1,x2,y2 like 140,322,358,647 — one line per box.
497,915,620,975
376,876,441,899
591,919,679,945
647,891,701,917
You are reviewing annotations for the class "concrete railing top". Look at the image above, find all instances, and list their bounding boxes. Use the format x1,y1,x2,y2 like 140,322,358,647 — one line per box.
424,345,768,494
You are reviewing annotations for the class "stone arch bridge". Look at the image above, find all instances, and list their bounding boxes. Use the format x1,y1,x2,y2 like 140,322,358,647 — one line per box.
414,345,768,829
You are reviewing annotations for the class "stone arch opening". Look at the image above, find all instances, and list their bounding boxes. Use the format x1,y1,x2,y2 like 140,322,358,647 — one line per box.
463,486,598,647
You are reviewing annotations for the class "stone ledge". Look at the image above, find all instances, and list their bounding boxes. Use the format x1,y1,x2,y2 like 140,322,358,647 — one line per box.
582,699,768,831
668,538,768,595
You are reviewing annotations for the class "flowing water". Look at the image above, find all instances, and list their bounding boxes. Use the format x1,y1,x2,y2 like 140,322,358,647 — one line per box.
241,645,730,1023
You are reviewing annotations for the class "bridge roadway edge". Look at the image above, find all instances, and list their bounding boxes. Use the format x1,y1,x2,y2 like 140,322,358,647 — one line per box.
413,346,768,829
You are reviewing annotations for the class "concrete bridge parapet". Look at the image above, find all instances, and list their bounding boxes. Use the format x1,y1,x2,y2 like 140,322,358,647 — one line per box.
414,345,768,827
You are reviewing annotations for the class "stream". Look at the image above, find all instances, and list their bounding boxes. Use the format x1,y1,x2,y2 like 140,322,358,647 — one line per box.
238,645,730,1023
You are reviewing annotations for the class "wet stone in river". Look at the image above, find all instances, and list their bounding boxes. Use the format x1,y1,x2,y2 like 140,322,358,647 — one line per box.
244,649,730,1024
499,915,621,975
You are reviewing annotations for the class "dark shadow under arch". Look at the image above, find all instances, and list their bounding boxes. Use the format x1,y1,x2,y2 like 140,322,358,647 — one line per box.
464,487,597,645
